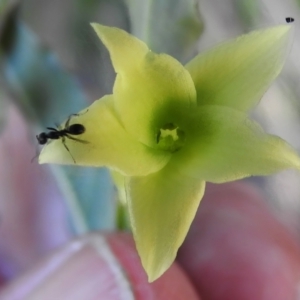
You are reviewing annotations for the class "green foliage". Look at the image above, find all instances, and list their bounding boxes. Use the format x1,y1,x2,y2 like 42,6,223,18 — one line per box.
126,0,203,63
0,4,115,233
235,0,261,28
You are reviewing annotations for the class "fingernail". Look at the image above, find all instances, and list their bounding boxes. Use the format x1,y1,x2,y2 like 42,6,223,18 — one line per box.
0,234,134,300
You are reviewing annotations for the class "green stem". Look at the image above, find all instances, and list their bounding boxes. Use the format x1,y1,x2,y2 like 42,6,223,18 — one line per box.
116,200,131,231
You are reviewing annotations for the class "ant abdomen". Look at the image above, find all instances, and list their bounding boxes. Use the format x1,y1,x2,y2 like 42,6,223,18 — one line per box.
67,124,85,135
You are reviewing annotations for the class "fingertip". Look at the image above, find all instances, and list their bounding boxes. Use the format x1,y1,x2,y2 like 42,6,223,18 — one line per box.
106,232,200,300
178,181,300,299
0,232,199,300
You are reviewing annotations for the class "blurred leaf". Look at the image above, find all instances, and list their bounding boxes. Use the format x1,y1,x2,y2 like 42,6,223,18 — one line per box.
126,0,203,63
235,0,261,28
0,0,20,133
0,15,85,124
68,0,128,96
60,167,116,231
0,0,19,28
0,7,115,234
0,91,7,134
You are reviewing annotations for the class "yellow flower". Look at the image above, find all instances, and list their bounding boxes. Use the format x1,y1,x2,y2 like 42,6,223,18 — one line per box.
39,23,300,281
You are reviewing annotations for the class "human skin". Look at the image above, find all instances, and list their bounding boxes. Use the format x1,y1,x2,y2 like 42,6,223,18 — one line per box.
178,182,300,300
0,182,300,300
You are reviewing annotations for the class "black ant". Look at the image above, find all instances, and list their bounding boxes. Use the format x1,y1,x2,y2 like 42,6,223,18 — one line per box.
286,17,294,23
36,114,88,163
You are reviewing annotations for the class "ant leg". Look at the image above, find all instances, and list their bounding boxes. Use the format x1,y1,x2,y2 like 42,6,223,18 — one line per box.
65,109,90,127
65,134,89,144
70,109,89,118
47,127,58,131
80,108,89,115
65,113,80,128
63,109,90,130
62,137,76,164
65,115,72,128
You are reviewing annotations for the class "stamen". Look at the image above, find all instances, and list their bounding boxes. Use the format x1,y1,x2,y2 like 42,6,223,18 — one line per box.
156,123,185,152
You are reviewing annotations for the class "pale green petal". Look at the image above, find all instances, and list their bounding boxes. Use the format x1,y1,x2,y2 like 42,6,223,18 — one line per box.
127,164,205,281
91,23,148,73
39,95,171,176
186,25,292,111
92,23,197,147
173,105,300,183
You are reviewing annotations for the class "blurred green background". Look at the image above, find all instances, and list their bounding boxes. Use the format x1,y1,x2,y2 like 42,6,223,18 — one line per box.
0,0,299,285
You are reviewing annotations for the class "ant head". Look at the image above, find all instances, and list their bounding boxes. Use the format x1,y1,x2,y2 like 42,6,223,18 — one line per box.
36,132,48,145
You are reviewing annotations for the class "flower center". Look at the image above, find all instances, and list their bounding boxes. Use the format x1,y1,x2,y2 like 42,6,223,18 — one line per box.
156,123,185,152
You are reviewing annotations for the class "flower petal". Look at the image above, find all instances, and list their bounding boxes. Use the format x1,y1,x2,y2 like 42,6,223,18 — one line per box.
126,164,205,281
186,25,292,111
39,95,171,176
173,105,300,183
92,24,197,147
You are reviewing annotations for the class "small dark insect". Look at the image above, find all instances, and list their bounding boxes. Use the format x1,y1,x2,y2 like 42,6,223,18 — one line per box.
36,114,88,163
286,17,294,23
